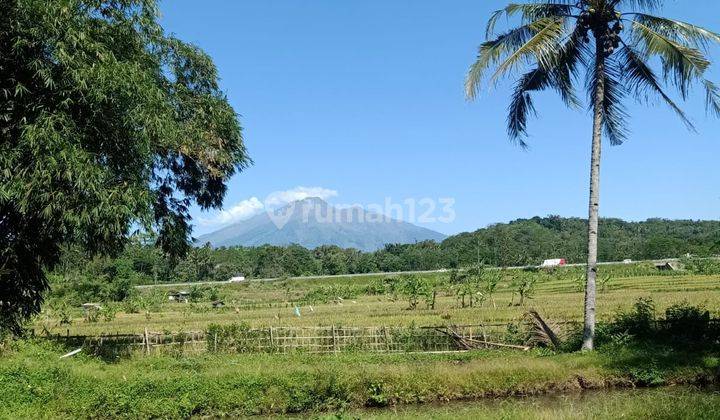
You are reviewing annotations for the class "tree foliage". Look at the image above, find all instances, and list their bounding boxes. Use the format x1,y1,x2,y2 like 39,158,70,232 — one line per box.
466,0,720,146
46,216,720,305
0,0,249,333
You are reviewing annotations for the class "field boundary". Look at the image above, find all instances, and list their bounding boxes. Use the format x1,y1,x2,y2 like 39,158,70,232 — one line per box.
44,323,518,356
42,318,720,358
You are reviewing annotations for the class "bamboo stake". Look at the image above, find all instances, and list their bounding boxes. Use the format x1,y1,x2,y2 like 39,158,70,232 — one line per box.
144,328,150,355
331,326,337,353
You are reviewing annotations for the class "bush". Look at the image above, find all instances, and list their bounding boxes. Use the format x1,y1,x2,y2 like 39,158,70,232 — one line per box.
598,298,718,350
100,304,118,322
681,257,720,275
662,302,711,343
364,278,389,295
301,285,360,304
206,322,268,353
611,297,655,338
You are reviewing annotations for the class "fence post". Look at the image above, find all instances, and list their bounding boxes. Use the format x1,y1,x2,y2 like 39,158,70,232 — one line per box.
144,328,150,355
269,327,274,350
214,332,218,353
383,326,391,352
331,326,337,353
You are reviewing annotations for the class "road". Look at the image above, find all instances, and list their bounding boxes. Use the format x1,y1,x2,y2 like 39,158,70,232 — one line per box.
134,257,686,289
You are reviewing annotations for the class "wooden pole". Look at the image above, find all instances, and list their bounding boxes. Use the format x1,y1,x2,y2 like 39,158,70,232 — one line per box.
331,326,337,353
144,328,150,355
383,327,391,352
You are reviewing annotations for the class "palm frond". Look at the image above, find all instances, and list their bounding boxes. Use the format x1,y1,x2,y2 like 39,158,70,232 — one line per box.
508,67,550,145
703,80,720,118
630,13,720,52
490,17,568,84
523,310,566,349
547,27,589,108
618,45,695,130
466,17,567,99
486,2,577,38
507,28,588,144
632,20,710,98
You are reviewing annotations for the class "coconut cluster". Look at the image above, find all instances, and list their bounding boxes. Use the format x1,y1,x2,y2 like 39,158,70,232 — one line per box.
577,8,624,57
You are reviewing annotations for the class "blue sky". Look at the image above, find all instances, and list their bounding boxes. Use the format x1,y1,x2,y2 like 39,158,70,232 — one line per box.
159,1,720,236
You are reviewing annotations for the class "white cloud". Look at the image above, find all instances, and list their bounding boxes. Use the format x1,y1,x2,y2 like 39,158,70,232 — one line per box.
198,186,338,228
199,197,264,226
264,186,338,208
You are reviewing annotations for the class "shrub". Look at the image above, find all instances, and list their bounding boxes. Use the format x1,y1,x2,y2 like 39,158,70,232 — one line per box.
364,278,389,295
681,257,720,275
122,299,140,314
397,275,435,310
510,272,539,306
100,304,118,322
663,302,711,343
206,322,268,353
302,285,360,304
611,297,655,338
399,275,422,309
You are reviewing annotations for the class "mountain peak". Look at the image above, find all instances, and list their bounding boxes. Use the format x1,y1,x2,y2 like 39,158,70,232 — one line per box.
197,199,446,251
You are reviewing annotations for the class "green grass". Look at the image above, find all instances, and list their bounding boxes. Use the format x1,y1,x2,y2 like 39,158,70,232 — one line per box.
0,340,718,418
19,266,720,418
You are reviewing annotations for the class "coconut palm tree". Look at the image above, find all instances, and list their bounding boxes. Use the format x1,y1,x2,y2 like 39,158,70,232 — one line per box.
466,0,720,350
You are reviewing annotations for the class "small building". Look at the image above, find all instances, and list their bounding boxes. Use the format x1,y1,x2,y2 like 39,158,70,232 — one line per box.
168,291,190,302
655,261,680,271
228,275,246,283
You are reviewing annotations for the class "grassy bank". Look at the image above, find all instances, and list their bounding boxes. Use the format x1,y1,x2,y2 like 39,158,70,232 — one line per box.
1,340,718,418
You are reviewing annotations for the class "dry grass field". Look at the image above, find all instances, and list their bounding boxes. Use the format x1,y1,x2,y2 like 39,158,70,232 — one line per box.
36,264,720,336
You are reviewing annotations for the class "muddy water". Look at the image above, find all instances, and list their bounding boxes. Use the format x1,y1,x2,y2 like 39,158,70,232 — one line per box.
339,386,720,419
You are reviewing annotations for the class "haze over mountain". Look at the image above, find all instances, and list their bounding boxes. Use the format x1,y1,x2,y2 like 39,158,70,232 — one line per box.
196,197,447,251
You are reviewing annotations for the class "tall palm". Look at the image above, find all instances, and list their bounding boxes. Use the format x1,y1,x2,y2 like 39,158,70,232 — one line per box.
466,0,720,350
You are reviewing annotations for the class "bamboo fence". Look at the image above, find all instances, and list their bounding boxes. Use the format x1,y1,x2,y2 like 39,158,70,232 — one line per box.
44,324,512,357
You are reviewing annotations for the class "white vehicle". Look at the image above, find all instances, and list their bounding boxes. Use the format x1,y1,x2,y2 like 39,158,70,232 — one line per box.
623,259,633,264
540,258,566,268
228,275,246,283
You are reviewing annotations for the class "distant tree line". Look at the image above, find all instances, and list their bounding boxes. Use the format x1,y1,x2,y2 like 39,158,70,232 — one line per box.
48,217,720,302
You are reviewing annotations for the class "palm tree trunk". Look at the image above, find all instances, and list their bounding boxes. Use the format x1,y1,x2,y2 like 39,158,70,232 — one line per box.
582,41,606,351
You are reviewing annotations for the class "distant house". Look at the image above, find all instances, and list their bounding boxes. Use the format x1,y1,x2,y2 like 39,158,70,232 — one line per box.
228,275,246,283
655,261,680,271
168,291,190,302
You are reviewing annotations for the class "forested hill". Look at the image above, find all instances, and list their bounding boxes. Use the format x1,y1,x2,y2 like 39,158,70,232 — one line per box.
442,217,720,268
51,217,720,298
